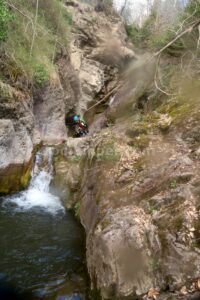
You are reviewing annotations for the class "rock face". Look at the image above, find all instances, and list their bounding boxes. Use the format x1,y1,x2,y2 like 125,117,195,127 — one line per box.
33,84,67,144
73,116,200,299
67,1,135,113
33,56,81,144
0,1,134,194
50,4,200,299
0,82,34,194
0,58,76,193
52,137,91,207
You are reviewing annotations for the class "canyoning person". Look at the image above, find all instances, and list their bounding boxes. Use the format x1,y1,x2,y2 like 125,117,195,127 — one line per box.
65,113,89,138
74,115,89,137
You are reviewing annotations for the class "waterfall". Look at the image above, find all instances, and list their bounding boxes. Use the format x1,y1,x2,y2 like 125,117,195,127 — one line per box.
3,147,65,215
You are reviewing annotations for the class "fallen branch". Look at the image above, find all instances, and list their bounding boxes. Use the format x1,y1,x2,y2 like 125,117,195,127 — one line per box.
154,18,200,58
152,19,200,96
176,2,198,35
154,54,177,96
120,0,128,16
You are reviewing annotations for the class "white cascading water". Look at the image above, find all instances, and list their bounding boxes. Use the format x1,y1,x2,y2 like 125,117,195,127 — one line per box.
3,147,65,215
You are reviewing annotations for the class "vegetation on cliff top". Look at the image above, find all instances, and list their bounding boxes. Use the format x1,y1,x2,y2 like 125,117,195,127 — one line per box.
0,0,72,86
0,0,12,42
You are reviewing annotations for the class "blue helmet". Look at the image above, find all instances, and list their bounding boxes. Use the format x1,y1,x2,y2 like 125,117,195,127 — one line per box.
73,115,79,122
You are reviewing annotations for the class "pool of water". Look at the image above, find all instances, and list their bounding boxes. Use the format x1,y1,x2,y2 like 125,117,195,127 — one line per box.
0,148,88,300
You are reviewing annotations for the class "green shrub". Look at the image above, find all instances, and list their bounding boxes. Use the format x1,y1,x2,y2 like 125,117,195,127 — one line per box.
34,64,49,86
170,180,177,189
125,23,141,47
74,201,81,219
150,28,185,52
64,10,73,27
69,155,81,163
0,0,12,42
126,11,157,48
184,0,200,20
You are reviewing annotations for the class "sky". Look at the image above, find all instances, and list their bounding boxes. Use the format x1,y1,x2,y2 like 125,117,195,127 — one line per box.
113,0,148,9
112,0,189,24
113,0,152,24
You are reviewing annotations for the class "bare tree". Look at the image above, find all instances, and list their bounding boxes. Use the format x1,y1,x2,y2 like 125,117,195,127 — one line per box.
117,0,135,23
120,0,128,15
114,0,186,25
113,0,155,24
146,0,154,14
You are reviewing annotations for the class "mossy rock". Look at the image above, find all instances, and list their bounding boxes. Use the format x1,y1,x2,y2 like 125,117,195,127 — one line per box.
0,160,32,195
